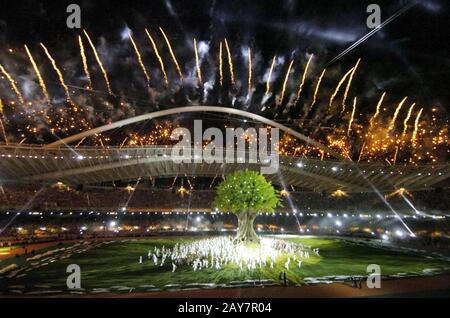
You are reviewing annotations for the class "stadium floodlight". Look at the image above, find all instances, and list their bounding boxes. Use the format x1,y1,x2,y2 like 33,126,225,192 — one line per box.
381,234,389,241
395,230,404,238
335,220,342,227
331,166,338,172
76,155,85,160
296,162,304,168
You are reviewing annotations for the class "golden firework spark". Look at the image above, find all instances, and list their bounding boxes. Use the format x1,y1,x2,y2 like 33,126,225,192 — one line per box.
24,44,50,103
83,30,113,95
40,43,71,102
308,68,326,112
224,38,235,85
411,108,423,145
78,35,92,89
328,66,354,110
385,187,413,199
387,96,408,133
358,141,366,162
341,58,361,113
0,99,7,144
219,41,223,86
295,54,313,104
401,102,416,140
368,92,386,130
0,64,25,104
278,59,294,106
128,33,150,84
347,97,357,136
159,27,183,81
193,38,202,84
145,28,168,86
331,189,349,198
265,55,276,96
247,47,252,93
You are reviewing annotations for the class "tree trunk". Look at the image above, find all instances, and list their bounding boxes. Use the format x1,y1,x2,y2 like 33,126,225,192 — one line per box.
234,211,259,245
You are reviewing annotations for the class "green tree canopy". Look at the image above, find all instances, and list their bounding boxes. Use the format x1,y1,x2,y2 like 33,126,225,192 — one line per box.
214,170,282,244
214,170,282,214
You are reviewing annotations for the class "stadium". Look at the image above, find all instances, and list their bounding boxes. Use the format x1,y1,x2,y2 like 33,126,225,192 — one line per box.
0,0,449,299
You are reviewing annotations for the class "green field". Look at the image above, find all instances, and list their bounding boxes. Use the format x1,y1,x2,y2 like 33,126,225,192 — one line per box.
2,236,450,292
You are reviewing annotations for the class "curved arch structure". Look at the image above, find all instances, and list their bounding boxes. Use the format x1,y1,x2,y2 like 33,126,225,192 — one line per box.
45,106,347,161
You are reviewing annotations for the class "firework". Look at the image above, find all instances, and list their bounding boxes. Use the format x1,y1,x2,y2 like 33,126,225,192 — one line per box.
411,108,423,146
385,187,413,199
145,28,168,86
78,36,92,89
159,27,183,81
368,92,386,130
0,98,6,144
387,96,408,133
357,141,366,162
308,68,326,113
295,54,313,104
341,58,361,113
265,55,276,96
401,102,416,141
0,64,25,104
278,59,294,105
347,97,357,136
193,38,202,84
83,30,113,95
328,66,354,111
247,47,252,94
128,33,150,84
24,44,50,103
219,41,223,86
224,38,235,85
40,43,72,102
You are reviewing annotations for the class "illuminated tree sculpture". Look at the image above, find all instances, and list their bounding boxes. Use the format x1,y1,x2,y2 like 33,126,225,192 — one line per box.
214,170,282,244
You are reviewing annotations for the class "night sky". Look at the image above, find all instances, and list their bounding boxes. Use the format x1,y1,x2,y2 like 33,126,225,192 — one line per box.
0,0,448,151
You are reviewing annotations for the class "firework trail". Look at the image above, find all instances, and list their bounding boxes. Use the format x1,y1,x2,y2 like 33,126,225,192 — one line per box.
295,54,313,105
78,36,92,89
265,55,276,96
128,33,150,84
24,44,50,104
193,38,202,85
308,68,326,113
278,59,294,106
0,98,7,144
145,28,168,86
83,30,113,95
219,41,223,86
411,108,423,146
0,64,25,104
393,146,400,164
369,92,386,130
387,96,408,133
358,141,366,162
328,67,354,111
341,58,361,113
401,103,416,141
40,43,72,102
347,97,357,136
247,47,252,94
159,27,184,81
224,38,235,85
